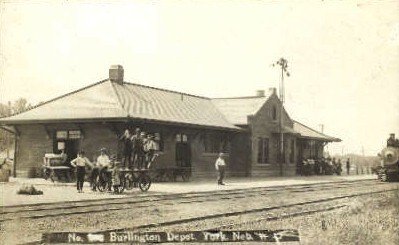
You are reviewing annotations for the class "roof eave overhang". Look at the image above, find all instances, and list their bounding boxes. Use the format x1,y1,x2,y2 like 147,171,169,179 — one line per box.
127,117,243,132
0,117,243,132
297,136,341,142
0,117,128,125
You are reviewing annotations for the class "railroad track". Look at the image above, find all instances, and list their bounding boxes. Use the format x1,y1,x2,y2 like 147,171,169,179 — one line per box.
105,187,399,233
0,179,389,222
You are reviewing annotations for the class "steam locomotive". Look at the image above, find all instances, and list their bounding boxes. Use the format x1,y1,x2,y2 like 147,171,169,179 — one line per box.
377,134,399,182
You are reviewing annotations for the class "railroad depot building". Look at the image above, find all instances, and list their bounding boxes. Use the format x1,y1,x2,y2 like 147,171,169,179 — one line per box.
0,65,340,178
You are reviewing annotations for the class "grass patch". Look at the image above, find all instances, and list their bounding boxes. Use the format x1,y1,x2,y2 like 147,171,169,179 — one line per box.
235,189,399,245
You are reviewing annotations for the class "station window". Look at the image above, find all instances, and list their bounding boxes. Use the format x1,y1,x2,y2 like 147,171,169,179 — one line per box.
55,130,81,140
68,130,82,139
56,131,68,139
257,138,269,164
272,106,277,120
176,133,188,143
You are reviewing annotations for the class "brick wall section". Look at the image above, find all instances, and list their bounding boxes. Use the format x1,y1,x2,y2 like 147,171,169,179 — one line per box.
15,125,53,177
248,94,297,177
229,132,251,176
14,122,248,179
80,123,120,161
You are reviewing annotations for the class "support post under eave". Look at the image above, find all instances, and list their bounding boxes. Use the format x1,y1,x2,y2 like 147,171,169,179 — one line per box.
43,124,51,139
0,125,19,177
14,126,20,177
13,135,18,177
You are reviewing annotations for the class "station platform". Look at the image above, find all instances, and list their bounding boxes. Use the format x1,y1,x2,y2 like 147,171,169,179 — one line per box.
0,175,377,207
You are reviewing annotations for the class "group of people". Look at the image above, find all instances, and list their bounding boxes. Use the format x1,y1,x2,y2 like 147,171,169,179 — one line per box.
299,157,350,176
70,148,121,193
68,127,159,193
120,128,158,170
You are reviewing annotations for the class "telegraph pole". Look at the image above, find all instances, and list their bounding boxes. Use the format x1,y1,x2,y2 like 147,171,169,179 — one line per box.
273,58,290,176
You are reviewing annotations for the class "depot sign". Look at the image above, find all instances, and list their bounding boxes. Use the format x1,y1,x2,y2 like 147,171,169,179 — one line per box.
42,229,300,243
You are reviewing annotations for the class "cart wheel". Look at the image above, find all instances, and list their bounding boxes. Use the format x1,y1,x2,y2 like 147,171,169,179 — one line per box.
182,172,190,182
124,173,135,190
49,171,56,182
114,185,125,194
97,175,108,192
138,175,151,192
43,169,50,180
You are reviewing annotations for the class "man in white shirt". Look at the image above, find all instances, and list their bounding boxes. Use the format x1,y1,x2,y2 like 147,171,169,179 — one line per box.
97,148,111,168
145,135,158,169
215,153,226,185
91,148,111,191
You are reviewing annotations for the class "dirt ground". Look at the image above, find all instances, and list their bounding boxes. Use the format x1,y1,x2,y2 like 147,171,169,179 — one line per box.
1,179,397,244
1,175,375,206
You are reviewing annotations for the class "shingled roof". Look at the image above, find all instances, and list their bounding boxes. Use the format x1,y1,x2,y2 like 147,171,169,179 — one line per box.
293,121,341,142
0,77,341,141
0,80,239,130
211,94,272,125
212,93,340,142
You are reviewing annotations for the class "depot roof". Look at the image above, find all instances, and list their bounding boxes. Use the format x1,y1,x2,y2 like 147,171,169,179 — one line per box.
0,80,239,131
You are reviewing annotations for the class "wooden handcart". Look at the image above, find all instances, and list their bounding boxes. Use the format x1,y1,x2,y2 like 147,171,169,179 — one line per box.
42,154,71,182
152,166,191,182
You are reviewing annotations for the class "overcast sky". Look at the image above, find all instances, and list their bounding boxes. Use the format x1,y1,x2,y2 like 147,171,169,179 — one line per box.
1,0,398,156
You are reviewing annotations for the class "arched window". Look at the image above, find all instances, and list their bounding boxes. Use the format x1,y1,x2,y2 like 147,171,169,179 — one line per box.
272,105,277,120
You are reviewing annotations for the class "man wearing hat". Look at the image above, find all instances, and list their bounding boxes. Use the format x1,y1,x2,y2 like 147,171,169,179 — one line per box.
119,129,132,169
89,148,109,191
130,128,142,169
97,148,111,168
144,134,158,169
97,148,112,191
137,132,147,169
215,153,227,185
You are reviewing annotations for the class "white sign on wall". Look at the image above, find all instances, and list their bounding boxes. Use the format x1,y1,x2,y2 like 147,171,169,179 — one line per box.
57,142,65,150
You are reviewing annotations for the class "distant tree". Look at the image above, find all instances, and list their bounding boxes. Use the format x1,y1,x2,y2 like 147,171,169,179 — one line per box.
0,101,12,117
0,98,33,155
12,98,32,114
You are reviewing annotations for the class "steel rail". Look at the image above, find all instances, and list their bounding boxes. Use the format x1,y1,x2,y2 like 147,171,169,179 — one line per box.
106,187,398,232
0,180,384,222
1,179,379,215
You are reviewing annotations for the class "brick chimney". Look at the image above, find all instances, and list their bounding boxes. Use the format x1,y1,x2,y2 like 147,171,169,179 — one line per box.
109,65,124,84
256,90,265,97
268,87,277,95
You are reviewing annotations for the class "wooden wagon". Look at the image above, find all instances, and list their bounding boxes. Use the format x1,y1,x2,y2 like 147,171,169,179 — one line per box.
42,154,71,182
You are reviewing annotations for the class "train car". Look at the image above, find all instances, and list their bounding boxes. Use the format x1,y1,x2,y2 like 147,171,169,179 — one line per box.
377,146,399,182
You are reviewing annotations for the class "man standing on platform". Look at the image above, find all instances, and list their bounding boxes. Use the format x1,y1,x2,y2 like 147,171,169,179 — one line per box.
131,128,142,169
346,158,350,175
145,134,158,169
119,129,132,169
215,153,226,185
